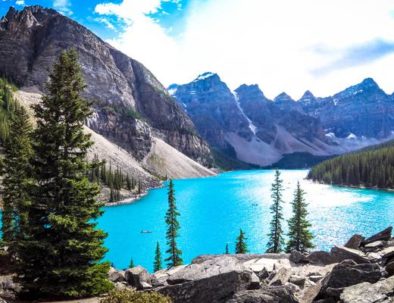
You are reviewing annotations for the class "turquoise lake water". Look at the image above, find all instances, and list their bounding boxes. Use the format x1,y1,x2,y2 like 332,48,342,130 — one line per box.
98,169,394,272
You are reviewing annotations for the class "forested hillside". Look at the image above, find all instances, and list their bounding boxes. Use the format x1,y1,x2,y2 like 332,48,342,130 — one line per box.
0,78,18,143
307,140,394,188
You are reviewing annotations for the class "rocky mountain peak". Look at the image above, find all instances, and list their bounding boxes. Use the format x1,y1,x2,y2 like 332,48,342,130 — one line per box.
334,77,383,100
235,84,266,100
299,90,316,103
274,92,294,103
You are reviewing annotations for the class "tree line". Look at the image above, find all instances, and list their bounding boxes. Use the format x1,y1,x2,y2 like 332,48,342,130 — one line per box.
307,140,394,189
88,155,142,202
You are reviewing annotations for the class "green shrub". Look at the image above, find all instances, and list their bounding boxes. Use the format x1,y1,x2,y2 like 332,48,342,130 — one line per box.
101,289,172,303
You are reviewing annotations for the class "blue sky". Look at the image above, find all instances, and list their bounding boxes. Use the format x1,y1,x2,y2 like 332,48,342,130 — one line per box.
0,0,190,39
2,0,394,98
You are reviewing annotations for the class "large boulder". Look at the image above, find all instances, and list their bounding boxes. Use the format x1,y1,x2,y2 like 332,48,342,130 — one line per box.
316,260,381,301
345,234,364,250
306,251,336,265
361,227,392,245
125,266,152,290
108,267,126,283
158,256,257,303
330,246,370,264
340,275,394,303
226,286,298,303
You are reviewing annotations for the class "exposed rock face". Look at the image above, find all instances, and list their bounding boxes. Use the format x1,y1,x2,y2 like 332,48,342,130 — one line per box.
300,78,394,140
0,6,213,170
172,74,394,168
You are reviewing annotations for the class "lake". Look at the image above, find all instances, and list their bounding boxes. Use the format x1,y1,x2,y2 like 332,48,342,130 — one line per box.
99,169,394,272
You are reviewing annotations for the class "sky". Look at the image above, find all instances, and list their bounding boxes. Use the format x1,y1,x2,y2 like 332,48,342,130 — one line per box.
2,0,394,99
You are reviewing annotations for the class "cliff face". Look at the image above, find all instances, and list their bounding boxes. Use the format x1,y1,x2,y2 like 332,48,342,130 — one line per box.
0,6,213,168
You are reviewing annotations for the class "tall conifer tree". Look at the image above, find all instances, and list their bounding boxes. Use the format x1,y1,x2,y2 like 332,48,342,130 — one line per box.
165,180,183,268
286,182,314,253
266,170,285,253
1,106,33,253
18,50,112,298
154,242,162,272
235,229,248,254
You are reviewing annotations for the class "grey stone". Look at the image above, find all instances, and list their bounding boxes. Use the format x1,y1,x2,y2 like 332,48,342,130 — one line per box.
345,234,364,250
108,268,126,283
306,251,336,265
248,273,260,290
268,268,291,286
385,260,394,277
308,275,324,283
125,266,152,290
226,286,298,303
289,250,308,264
289,275,305,287
340,276,394,303
362,227,393,245
330,246,370,264
364,240,386,251
380,246,394,260
316,260,381,300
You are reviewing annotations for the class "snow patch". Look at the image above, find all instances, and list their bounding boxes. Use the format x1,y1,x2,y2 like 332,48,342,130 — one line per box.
168,87,177,95
194,72,215,82
233,91,257,135
347,133,357,140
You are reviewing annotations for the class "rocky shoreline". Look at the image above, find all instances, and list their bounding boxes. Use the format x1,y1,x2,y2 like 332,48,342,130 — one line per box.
108,227,394,303
1,227,393,302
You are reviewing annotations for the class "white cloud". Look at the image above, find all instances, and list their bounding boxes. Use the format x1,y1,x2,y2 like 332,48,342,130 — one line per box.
95,17,116,31
15,0,25,6
95,0,394,99
53,0,72,15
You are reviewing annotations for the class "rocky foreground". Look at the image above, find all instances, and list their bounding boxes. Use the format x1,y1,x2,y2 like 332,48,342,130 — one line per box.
110,227,394,303
1,227,394,302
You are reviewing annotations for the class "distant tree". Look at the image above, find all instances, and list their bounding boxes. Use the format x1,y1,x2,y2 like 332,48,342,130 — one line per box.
225,243,230,254
235,229,248,254
18,50,112,298
286,182,314,253
125,174,132,191
165,180,183,268
266,170,285,253
1,106,33,253
153,242,162,272
129,258,135,269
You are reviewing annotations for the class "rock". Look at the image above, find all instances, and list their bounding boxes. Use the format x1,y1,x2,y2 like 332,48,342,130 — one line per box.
308,275,324,283
363,240,386,251
158,256,257,303
289,275,305,287
316,260,381,300
108,268,126,283
340,275,394,303
284,282,301,294
248,273,260,290
345,234,364,250
385,260,394,277
306,251,336,265
268,268,291,286
124,266,152,290
289,250,308,264
380,246,394,261
362,227,392,245
226,286,298,303
330,246,370,264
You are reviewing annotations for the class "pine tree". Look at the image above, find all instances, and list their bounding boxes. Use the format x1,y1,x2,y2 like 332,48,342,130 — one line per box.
235,229,248,254
1,106,33,254
225,243,229,254
154,242,162,272
125,174,132,190
266,170,285,253
129,258,135,268
18,50,112,298
165,180,183,268
286,182,314,253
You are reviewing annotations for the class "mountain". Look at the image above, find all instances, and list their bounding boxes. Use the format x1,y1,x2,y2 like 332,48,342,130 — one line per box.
0,6,214,184
307,139,394,188
300,78,394,139
172,74,375,167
